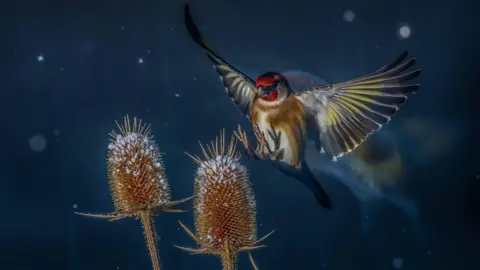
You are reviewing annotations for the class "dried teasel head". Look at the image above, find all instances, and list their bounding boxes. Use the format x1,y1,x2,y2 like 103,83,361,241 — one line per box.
107,115,171,213
176,130,274,270
192,131,257,252
75,115,192,270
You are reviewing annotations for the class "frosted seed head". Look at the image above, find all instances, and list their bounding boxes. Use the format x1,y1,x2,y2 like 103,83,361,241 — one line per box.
189,130,257,252
107,115,171,212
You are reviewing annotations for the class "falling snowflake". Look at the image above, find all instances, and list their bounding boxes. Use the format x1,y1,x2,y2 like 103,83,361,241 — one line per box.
398,25,411,39
73,204,78,209
175,93,180,98
29,134,47,152
392,257,403,269
37,55,44,62
343,10,355,22
138,58,144,64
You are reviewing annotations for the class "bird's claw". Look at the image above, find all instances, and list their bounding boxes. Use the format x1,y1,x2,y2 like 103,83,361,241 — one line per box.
244,147,254,159
234,124,252,156
252,124,268,148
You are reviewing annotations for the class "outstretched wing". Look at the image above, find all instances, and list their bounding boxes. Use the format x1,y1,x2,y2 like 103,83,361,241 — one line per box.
296,52,421,161
184,4,259,119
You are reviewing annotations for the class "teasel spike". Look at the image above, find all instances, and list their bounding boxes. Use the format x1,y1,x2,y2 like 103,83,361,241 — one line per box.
176,129,273,270
74,115,192,270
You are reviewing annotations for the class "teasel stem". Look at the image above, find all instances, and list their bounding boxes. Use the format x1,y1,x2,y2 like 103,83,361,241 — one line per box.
140,211,161,270
221,240,237,270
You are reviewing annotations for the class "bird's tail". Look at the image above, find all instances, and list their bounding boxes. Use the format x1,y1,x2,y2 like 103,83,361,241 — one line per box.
272,161,332,209
301,162,333,208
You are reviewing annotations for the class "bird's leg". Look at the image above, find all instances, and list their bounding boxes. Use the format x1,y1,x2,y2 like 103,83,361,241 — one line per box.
265,127,284,161
234,125,262,160
251,123,271,158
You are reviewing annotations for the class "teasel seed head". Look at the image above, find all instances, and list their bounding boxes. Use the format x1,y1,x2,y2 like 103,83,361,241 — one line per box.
75,115,193,270
107,115,171,213
175,130,274,270
175,130,273,270
190,130,257,251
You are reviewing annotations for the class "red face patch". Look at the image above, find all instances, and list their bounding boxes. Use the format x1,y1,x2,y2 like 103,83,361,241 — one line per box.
256,75,278,87
260,89,279,101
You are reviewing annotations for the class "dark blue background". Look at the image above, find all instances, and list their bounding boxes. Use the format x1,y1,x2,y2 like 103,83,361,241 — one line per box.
2,0,478,269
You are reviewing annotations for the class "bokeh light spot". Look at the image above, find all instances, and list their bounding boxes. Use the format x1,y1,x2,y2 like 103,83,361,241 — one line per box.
399,25,411,39
392,257,404,269
343,10,355,22
29,134,47,152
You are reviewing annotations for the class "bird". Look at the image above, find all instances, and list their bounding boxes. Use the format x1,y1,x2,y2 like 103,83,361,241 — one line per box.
183,4,421,209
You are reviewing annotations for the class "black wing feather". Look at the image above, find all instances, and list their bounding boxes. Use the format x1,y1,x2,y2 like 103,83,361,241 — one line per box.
184,4,258,118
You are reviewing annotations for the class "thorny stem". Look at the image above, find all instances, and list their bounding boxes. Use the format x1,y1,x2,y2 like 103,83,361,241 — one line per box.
140,211,161,270
221,253,237,270
175,220,271,269
221,240,237,270
74,197,193,270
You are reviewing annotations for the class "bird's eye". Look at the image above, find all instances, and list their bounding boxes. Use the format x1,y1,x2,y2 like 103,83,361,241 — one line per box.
264,83,277,92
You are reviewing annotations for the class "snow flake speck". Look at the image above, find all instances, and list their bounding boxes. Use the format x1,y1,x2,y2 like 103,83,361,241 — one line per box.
107,131,170,194
194,154,255,215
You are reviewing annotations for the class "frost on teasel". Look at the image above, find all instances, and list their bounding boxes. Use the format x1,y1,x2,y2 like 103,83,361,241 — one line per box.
175,129,274,270
74,115,192,270
107,116,171,212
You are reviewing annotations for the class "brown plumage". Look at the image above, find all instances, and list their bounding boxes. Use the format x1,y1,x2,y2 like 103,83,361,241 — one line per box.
175,130,274,270
251,95,307,167
74,115,192,270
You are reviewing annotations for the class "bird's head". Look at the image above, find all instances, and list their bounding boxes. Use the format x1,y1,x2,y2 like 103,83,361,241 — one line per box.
255,72,291,102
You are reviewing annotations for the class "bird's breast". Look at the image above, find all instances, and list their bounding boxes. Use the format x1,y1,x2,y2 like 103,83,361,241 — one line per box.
251,95,307,166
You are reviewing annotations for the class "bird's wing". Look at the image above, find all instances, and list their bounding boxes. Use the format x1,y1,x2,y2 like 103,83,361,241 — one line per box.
295,52,421,161
184,4,259,119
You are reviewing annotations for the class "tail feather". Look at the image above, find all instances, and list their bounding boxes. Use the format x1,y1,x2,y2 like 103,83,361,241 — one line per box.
302,162,332,208
271,160,332,209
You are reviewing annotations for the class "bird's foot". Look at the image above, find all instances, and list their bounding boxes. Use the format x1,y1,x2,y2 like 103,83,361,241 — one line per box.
268,148,284,161
252,124,268,150
234,124,256,159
